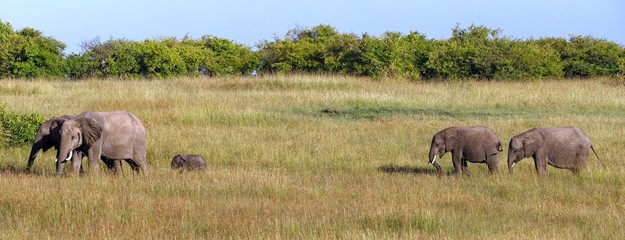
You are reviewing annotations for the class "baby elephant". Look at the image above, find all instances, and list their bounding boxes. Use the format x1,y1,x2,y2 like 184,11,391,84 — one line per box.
171,154,206,171
428,126,503,176
508,126,604,176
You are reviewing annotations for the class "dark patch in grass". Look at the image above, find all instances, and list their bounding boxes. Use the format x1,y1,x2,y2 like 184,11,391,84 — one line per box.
311,106,523,121
602,78,625,87
0,164,45,176
209,79,354,91
377,164,438,176
358,212,442,233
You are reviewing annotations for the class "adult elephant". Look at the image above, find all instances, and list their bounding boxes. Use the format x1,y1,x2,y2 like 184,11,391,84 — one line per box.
507,126,604,176
56,111,148,176
428,126,503,175
25,115,84,174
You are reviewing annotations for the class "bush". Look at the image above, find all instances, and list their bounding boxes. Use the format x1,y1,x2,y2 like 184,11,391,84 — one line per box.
201,35,259,76
72,35,259,79
425,25,567,80
0,103,46,147
257,25,433,80
560,36,623,77
0,20,66,78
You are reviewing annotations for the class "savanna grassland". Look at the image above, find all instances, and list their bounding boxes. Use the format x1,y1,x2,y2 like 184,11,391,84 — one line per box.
1,76,624,239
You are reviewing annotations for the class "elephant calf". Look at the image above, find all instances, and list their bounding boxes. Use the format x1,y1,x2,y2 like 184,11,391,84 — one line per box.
508,126,604,176
428,126,503,175
171,154,206,171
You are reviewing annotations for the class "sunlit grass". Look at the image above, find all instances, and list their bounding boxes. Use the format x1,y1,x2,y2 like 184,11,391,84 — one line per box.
1,76,624,239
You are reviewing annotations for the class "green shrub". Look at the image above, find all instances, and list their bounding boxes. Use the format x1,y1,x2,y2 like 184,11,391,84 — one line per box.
551,36,623,77
0,103,46,147
425,25,567,80
257,25,432,80
426,25,505,79
201,35,259,76
73,35,258,78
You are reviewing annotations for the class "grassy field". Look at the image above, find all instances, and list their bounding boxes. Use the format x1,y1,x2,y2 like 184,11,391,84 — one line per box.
1,76,624,239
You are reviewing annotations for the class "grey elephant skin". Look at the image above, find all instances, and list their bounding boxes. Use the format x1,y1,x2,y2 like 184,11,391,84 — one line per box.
507,126,603,176
26,115,85,174
171,154,206,171
56,111,148,176
428,126,503,175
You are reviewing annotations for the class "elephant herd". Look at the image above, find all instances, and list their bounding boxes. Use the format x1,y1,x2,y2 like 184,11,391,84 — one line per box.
25,110,602,177
25,110,205,176
428,126,604,176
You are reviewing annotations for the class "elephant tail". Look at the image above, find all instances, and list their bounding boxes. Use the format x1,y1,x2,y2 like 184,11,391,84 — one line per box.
590,145,606,169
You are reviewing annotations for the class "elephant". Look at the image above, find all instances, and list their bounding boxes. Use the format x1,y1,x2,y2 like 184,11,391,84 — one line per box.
507,126,604,176
25,115,84,174
428,126,503,175
56,111,148,176
171,154,206,171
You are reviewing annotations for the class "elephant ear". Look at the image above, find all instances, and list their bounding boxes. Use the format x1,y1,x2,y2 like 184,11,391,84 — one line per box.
523,136,538,157
445,130,458,151
44,117,65,136
77,117,102,147
46,118,67,143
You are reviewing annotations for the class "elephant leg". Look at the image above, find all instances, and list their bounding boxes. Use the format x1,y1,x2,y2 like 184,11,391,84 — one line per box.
461,158,471,176
70,151,83,175
102,158,115,170
451,153,462,175
113,160,123,176
102,158,123,176
125,159,142,174
87,149,102,174
136,150,148,174
533,154,548,176
486,153,498,175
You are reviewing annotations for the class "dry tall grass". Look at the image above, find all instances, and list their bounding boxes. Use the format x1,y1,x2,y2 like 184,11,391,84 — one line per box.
1,76,624,239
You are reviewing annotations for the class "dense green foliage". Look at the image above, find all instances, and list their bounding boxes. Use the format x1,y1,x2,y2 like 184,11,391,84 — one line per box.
65,35,258,78
0,102,45,147
0,21,66,78
1,20,624,80
259,24,624,80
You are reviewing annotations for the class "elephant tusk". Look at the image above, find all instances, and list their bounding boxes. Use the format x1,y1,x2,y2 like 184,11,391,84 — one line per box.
64,151,73,162
431,155,437,164
511,163,515,168
55,158,58,163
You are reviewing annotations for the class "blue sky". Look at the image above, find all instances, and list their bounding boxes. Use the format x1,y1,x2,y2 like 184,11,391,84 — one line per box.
1,0,623,54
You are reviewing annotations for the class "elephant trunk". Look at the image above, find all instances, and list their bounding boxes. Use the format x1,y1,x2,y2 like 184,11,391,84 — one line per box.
508,155,515,175
428,146,438,164
26,140,43,172
55,157,66,176
55,146,73,177
429,145,443,175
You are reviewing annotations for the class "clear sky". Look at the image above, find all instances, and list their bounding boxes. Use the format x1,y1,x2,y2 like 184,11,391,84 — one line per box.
1,0,623,54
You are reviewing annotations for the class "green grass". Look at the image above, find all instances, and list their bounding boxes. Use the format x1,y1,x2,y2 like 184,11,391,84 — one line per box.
1,76,624,239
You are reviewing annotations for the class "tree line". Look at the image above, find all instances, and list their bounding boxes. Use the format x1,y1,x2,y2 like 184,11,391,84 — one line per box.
1,20,624,80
